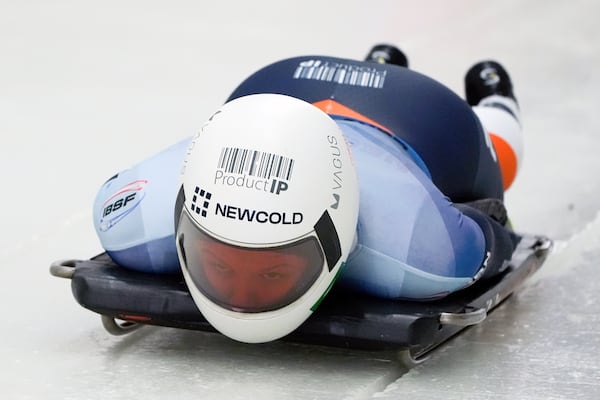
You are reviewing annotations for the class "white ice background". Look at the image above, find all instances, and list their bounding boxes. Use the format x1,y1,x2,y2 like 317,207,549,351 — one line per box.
1,1,599,399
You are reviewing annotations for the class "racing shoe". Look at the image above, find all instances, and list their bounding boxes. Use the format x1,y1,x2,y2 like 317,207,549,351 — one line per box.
465,61,516,106
365,44,408,68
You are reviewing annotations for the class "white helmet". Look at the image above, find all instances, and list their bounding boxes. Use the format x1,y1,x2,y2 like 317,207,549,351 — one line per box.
175,93,359,343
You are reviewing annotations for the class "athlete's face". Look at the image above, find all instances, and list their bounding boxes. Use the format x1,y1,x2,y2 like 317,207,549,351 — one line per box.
193,238,312,311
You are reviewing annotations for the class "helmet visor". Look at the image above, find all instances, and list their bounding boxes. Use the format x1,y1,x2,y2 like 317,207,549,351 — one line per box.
177,211,325,313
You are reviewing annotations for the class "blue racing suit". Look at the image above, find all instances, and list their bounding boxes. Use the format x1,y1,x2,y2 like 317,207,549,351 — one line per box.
93,56,516,300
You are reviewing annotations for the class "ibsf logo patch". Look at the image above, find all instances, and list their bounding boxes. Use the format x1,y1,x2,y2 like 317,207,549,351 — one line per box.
99,180,147,231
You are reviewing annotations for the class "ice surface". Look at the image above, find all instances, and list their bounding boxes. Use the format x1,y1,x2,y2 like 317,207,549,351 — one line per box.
1,0,599,399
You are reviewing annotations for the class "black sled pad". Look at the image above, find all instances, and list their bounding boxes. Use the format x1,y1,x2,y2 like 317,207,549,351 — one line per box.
50,235,551,358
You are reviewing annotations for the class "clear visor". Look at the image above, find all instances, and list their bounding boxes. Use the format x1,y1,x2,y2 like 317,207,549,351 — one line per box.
177,211,325,313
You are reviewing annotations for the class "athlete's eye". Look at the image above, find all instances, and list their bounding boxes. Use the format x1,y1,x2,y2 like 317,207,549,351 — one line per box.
262,271,284,280
209,262,231,274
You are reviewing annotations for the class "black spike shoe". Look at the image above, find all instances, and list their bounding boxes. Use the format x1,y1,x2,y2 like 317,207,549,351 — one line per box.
365,44,408,68
465,61,516,106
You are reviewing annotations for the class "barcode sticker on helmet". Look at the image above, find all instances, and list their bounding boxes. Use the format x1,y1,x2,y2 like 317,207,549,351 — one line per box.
293,59,387,89
218,147,295,181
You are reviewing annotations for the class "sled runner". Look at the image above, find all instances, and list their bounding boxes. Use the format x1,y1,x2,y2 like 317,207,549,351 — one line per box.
50,234,551,364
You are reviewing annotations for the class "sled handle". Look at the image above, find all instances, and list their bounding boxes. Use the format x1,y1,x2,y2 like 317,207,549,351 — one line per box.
49,259,79,279
534,237,553,253
101,315,142,336
439,307,487,326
